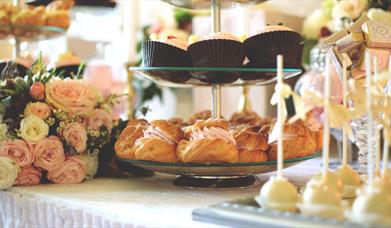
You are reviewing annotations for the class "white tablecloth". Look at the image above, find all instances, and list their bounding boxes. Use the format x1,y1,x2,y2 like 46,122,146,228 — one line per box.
0,159,322,228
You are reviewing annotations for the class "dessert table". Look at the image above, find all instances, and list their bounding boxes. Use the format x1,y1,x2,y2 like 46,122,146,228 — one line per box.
0,159,322,228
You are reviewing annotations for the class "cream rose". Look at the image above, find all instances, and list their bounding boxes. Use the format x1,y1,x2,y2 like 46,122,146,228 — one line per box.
47,157,86,184
63,122,87,154
86,109,113,133
34,136,65,171
15,165,41,186
0,139,34,167
0,156,20,190
20,115,49,143
24,102,52,119
46,79,99,116
75,154,98,180
0,123,8,141
332,0,368,20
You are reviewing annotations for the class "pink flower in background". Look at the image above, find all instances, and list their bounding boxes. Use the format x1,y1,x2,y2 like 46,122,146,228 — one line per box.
87,109,113,133
0,139,34,167
47,157,86,184
15,166,42,186
30,82,46,101
33,136,65,171
45,79,99,116
62,122,87,154
24,102,52,119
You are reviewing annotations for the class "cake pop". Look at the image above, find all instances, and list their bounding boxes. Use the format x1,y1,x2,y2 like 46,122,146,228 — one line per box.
255,55,299,212
346,51,391,226
335,59,361,198
298,56,344,220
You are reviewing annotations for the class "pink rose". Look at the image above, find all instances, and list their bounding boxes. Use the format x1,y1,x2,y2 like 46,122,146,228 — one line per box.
87,109,113,133
24,102,52,119
0,139,34,167
34,136,65,171
30,82,45,101
47,157,86,184
45,79,99,116
62,123,87,153
15,166,42,186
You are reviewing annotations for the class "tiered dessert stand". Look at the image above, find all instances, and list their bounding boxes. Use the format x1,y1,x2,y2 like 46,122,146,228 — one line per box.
120,0,319,188
0,1,66,58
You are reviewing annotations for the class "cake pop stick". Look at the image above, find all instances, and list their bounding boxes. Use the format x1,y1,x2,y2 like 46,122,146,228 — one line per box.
365,50,374,183
277,55,284,178
322,56,331,175
342,59,348,166
383,130,389,176
373,57,382,177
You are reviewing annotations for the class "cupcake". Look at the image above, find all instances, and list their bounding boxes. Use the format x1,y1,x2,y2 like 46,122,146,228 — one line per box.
142,35,192,83
244,25,303,69
187,32,245,84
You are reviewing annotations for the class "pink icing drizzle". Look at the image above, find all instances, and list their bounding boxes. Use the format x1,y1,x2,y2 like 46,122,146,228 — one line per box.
143,126,178,144
191,127,236,145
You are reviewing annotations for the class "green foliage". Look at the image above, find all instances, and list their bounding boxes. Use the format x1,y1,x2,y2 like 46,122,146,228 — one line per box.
174,9,193,24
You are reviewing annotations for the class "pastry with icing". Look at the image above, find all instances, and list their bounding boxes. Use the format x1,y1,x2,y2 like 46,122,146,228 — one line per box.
188,110,212,125
135,120,184,162
267,122,317,161
255,176,299,212
233,127,268,162
177,118,238,163
45,10,70,29
229,110,262,126
115,119,149,160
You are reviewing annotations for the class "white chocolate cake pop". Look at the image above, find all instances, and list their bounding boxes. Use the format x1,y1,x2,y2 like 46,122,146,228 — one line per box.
299,177,345,220
335,165,361,198
307,171,344,194
256,55,299,212
255,176,299,212
346,184,391,226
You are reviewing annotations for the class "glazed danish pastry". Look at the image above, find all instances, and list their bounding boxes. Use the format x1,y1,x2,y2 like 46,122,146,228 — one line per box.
114,119,149,160
135,120,184,162
177,118,238,163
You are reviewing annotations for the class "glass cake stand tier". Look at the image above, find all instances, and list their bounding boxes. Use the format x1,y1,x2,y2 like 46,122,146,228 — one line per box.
115,152,320,188
129,66,302,87
161,0,266,9
0,25,66,41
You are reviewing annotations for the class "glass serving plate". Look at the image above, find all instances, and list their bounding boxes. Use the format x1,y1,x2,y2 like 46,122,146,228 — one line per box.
116,152,320,176
161,0,266,9
0,25,66,41
129,66,302,87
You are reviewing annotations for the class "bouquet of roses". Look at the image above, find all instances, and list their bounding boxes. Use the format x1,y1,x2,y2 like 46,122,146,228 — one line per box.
0,57,119,189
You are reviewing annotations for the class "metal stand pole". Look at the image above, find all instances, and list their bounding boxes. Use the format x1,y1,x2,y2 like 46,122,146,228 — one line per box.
211,0,221,118
13,37,21,58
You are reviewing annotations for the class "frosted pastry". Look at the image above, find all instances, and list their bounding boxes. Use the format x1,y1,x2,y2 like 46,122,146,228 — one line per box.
188,110,211,125
234,127,268,162
45,10,71,29
12,7,45,26
298,174,344,220
255,176,299,212
229,110,262,126
346,182,391,226
335,165,362,198
135,120,184,163
115,119,149,160
257,25,293,34
47,0,75,10
267,122,317,160
177,118,238,163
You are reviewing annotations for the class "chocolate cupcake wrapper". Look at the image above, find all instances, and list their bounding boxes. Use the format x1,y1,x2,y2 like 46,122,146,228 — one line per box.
244,31,303,68
142,41,192,67
187,40,245,83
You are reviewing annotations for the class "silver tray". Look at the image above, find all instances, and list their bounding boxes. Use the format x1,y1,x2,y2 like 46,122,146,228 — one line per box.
193,197,375,228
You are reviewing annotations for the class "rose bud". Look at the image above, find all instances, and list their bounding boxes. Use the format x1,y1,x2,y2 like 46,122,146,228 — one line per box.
30,82,46,101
